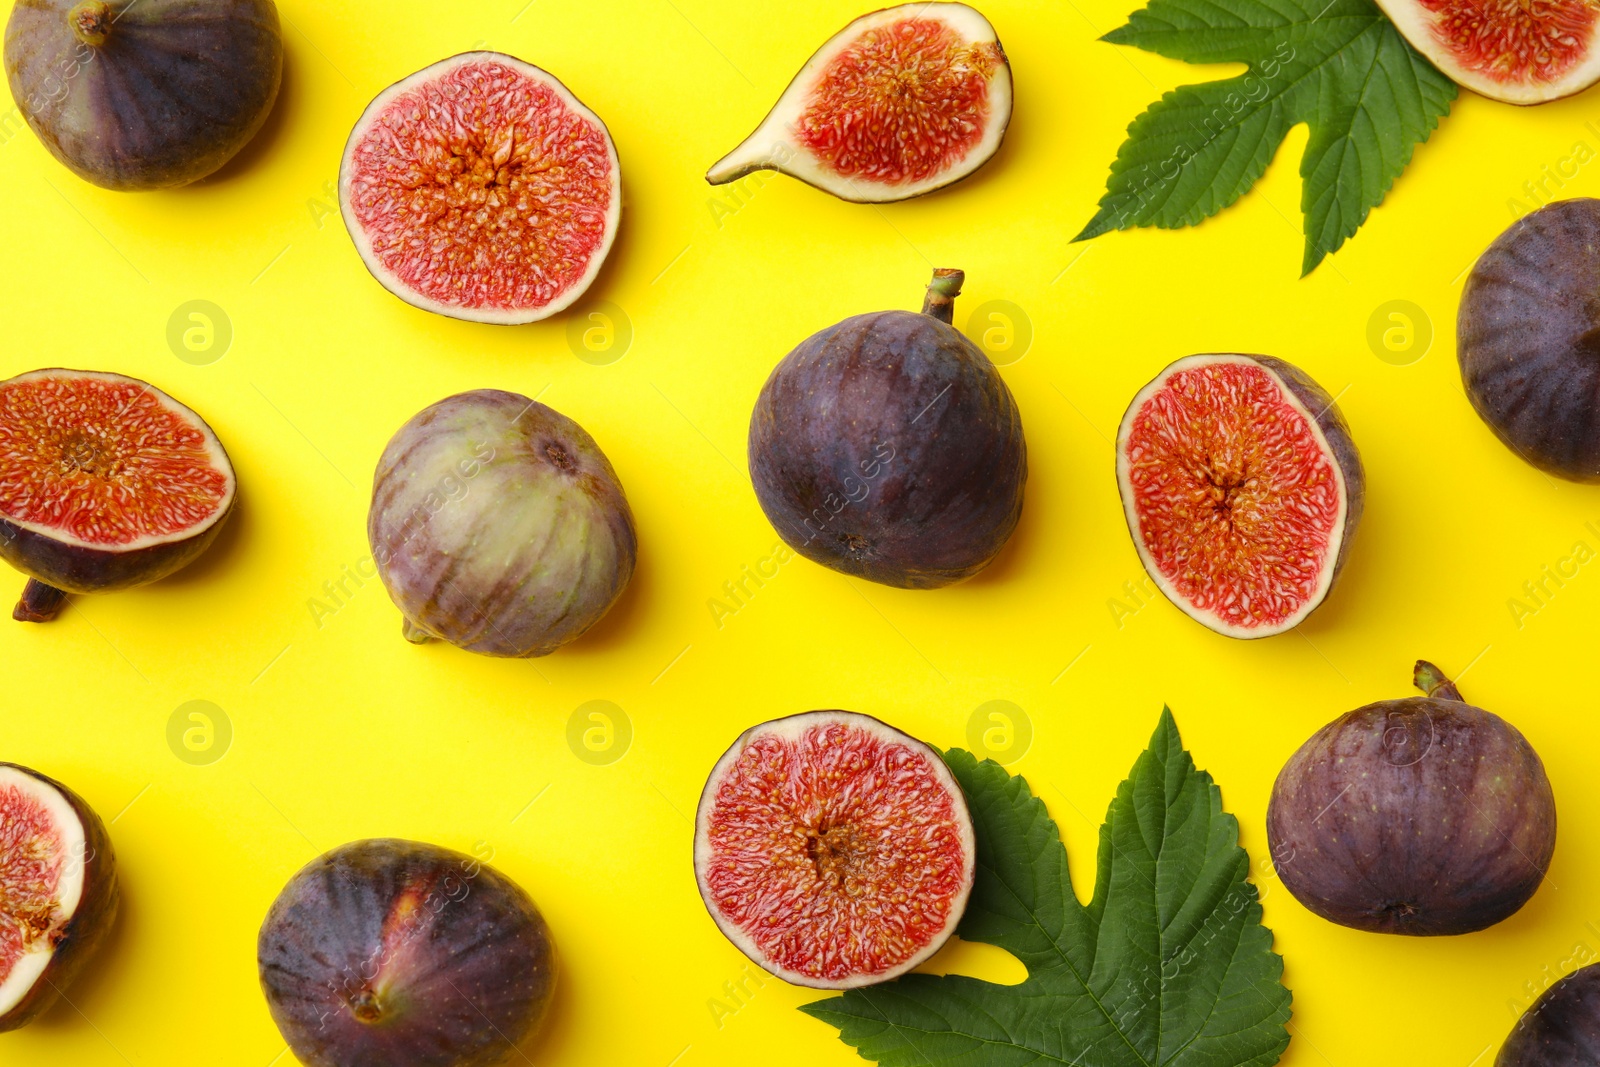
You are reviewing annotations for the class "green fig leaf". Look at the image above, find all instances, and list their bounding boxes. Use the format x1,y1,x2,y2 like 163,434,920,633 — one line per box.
1076,0,1457,275
800,708,1292,1066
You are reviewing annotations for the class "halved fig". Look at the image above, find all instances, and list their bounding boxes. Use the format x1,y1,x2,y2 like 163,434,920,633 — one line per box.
1459,199,1600,480
1116,354,1364,638
1375,0,1600,104
258,839,556,1067
0,369,236,623
0,763,118,1032
707,3,1011,203
340,52,621,324
694,711,974,989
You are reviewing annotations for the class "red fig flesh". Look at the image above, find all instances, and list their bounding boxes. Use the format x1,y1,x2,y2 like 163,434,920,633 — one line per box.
708,3,1011,202
0,763,118,1032
1116,354,1363,638
0,369,236,622
1376,0,1600,103
341,52,621,324
694,711,974,989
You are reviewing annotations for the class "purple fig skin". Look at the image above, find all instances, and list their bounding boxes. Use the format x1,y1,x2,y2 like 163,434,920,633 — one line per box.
1498,963,1600,1065
368,390,637,658
1267,662,1556,936
5,0,283,191
1459,198,1600,482
258,839,556,1067
0,763,119,1032
748,269,1026,589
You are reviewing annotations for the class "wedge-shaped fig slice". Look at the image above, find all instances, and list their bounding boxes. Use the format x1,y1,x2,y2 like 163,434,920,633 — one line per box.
694,711,974,989
341,52,621,324
1116,354,1363,638
707,3,1011,202
1375,0,1600,104
0,763,118,1032
0,369,236,623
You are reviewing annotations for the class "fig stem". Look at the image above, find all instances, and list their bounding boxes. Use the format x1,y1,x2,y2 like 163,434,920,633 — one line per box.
68,1,113,46
1413,660,1465,702
401,618,434,644
14,580,68,623
921,269,965,324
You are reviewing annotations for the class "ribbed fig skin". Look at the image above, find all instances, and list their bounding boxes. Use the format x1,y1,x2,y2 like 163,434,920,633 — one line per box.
1267,697,1555,935
0,763,118,1032
1498,963,1600,1065
368,390,636,657
258,839,555,1067
4,0,283,190
1460,198,1600,481
749,310,1026,589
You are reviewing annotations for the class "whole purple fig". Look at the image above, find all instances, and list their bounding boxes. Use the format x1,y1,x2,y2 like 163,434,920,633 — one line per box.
368,390,636,658
1267,660,1556,936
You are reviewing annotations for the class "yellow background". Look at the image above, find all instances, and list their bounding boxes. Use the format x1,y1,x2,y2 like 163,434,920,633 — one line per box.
0,0,1595,1063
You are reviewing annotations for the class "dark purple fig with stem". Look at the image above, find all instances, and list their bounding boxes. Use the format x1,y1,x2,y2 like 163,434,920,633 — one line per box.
1498,963,1600,1064
0,763,118,1031
1460,197,1600,481
5,0,283,190
1267,661,1556,935
748,268,1026,589
0,369,236,622
258,839,556,1067
368,390,636,658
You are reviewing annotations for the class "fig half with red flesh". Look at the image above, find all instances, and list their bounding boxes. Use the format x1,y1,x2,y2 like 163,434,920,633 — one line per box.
707,3,1011,202
340,52,621,325
0,763,118,1032
1116,354,1364,638
694,711,975,989
0,369,236,623
1375,0,1600,104
258,839,556,1067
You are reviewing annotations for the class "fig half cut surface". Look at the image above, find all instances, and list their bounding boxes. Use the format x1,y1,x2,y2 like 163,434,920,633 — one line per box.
258,839,556,1067
1460,198,1600,480
5,0,283,189
0,369,236,623
341,52,621,324
1268,662,1557,936
748,268,1026,588
0,763,118,1032
1499,963,1600,1064
1375,0,1600,104
1116,354,1363,638
707,3,1012,202
694,710,975,989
